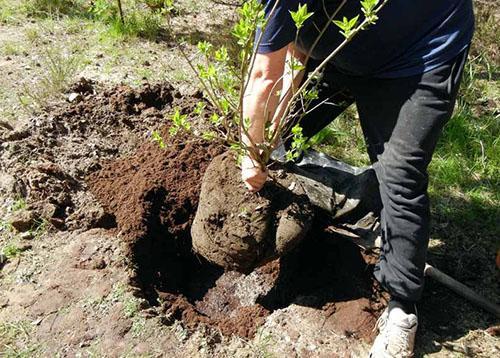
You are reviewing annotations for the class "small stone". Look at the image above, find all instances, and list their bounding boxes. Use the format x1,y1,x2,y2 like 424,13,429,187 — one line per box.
0,254,7,268
3,129,30,141
0,173,17,195
67,92,82,102
9,210,36,232
20,232,34,240
49,217,65,229
18,244,32,252
40,203,57,219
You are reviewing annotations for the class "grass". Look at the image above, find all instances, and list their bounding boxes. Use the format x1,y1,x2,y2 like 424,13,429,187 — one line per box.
1,41,24,56
0,321,41,357
19,42,83,111
2,243,22,259
0,197,47,262
23,0,84,18
1,0,172,40
81,282,143,319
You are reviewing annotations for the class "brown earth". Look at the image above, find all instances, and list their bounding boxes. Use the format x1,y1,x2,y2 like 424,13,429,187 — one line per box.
192,151,314,273
1,80,387,354
88,113,386,340
1,79,188,231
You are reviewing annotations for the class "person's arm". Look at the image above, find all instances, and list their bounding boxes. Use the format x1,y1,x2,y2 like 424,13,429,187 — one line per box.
241,44,306,191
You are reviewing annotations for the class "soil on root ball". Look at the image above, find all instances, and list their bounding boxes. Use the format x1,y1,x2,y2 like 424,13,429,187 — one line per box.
89,129,386,341
192,151,314,273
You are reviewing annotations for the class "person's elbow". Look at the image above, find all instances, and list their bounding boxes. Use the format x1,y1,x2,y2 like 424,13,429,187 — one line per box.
248,72,278,97
246,48,287,96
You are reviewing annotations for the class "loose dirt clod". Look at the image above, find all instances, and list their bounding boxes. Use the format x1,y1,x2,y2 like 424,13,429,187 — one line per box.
192,152,314,273
1,80,181,230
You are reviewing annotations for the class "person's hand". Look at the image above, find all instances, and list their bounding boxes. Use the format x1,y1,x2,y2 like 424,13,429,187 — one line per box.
241,155,268,192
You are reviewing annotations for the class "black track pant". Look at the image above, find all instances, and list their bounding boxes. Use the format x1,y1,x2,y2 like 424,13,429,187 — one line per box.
298,49,469,301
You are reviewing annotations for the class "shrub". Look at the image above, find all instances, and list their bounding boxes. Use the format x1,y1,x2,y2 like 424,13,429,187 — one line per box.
177,0,387,169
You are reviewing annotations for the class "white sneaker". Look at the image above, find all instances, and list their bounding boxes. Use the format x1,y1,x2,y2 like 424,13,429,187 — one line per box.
368,307,418,358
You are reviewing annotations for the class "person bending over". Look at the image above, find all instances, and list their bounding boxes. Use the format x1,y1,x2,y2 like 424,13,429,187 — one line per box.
241,0,474,356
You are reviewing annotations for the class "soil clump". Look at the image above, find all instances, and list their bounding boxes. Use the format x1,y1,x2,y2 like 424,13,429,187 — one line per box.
192,152,314,273
1,80,183,230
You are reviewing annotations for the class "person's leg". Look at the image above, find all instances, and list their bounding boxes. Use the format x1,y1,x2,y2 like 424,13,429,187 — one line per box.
349,49,469,303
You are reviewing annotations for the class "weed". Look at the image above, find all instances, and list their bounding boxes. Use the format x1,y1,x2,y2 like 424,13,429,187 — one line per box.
151,130,165,149
20,43,82,111
169,108,190,136
24,26,41,43
10,198,27,212
31,218,48,240
89,0,173,40
0,320,40,357
81,282,143,319
123,296,140,318
110,9,163,40
1,41,23,56
0,0,22,23
129,316,147,338
23,0,84,18
2,243,22,259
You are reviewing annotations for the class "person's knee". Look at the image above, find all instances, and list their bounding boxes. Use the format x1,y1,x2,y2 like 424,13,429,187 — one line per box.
376,146,429,201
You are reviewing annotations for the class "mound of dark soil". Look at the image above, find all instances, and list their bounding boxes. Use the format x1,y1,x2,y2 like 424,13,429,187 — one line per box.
192,152,313,272
89,128,386,340
0,80,184,230
2,78,386,341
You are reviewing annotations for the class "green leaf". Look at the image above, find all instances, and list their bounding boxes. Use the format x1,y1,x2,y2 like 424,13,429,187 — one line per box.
287,56,305,72
210,113,222,126
289,3,314,30
214,47,229,63
151,130,165,149
202,131,217,141
169,109,190,135
193,101,206,115
361,0,379,15
197,41,212,55
333,15,359,38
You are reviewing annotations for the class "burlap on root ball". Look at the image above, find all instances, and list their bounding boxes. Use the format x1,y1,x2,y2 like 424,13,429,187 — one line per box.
191,152,314,273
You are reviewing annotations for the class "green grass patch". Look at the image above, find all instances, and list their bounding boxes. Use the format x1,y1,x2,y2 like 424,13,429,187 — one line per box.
0,321,40,357
88,0,173,41
312,106,370,167
23,0,85,18
19,42,83,111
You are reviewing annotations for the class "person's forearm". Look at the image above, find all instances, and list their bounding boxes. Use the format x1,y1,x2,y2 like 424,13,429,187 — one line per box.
242,46,306,157
242,75,281,146
242,47,288,155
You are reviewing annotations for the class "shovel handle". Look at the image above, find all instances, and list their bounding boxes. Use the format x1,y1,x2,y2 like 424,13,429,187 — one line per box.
424,264,500,318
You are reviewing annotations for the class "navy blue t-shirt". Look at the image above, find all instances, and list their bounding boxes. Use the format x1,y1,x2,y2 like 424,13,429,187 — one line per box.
256,0,474,78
